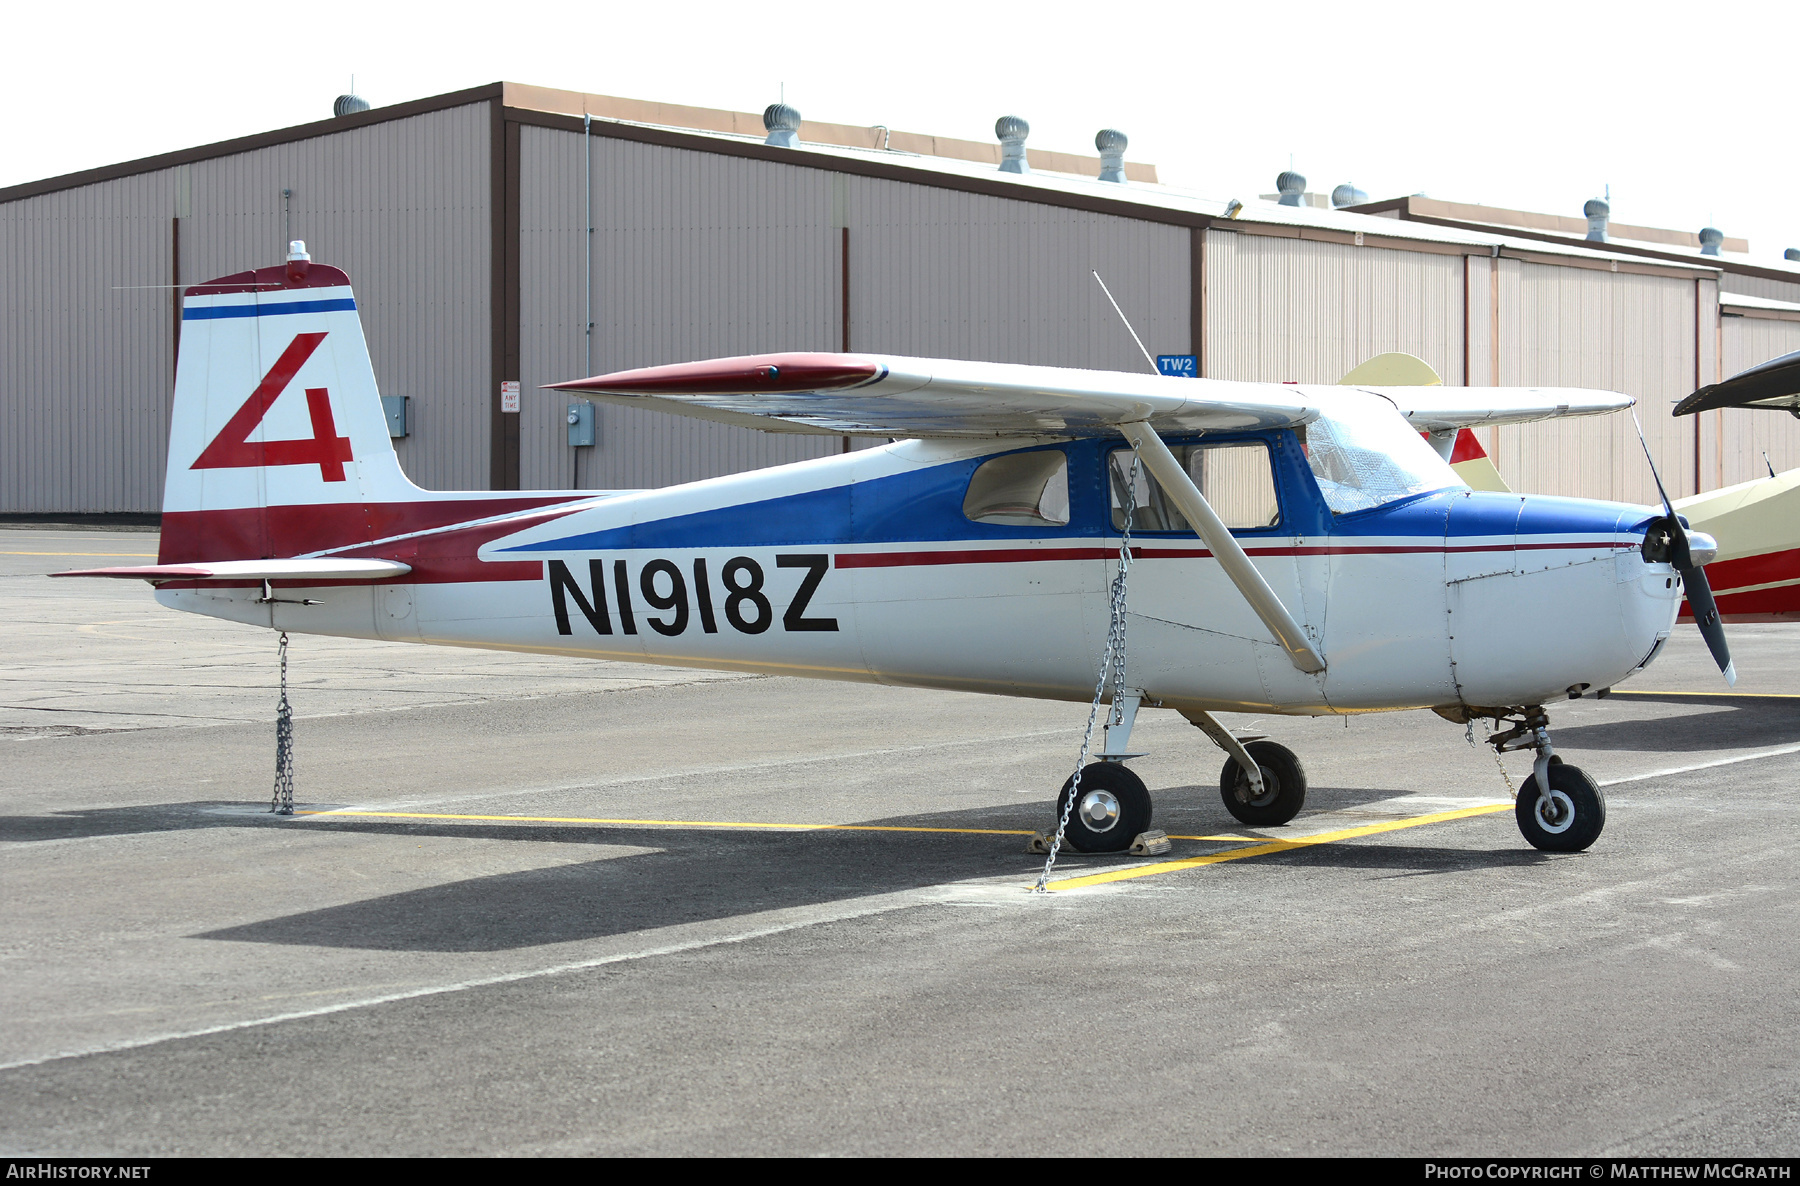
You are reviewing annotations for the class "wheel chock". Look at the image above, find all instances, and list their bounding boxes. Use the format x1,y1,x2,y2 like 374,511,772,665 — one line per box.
1128,830,1171,856
1025,830,1171,856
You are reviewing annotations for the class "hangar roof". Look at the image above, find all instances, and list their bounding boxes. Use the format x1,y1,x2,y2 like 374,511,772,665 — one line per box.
0,80,1731,282
1722,292,1800,321
1348,194,1800,287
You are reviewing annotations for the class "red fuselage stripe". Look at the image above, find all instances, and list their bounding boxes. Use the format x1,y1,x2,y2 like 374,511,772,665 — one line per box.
833,540,1634,569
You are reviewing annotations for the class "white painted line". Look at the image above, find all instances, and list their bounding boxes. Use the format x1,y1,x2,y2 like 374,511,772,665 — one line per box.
1597,741,1800,787
0,880,1017,1073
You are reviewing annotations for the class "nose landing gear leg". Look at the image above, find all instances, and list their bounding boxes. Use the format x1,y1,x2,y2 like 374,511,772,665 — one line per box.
1487,706,1606,852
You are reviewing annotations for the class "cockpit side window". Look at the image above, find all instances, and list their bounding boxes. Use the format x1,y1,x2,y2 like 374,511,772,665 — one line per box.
1108,440,1280,532
963,449,1071,526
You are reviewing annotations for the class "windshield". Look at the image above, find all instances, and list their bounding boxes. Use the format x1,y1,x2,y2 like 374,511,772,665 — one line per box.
1303,392,1467,514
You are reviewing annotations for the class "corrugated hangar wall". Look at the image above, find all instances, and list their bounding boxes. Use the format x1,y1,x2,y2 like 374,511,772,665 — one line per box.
1203,229,1465,386
1201,229,1712,505
0,101,493,512
517,125,1189,491
1,170,176,514
1721,313,1800,484
519,127,843,492
9,85,1800,516
1495,260,1701,504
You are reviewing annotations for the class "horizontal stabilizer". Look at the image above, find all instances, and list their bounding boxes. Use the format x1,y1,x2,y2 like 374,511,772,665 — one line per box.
1675,349,1800,416
53,558,412,583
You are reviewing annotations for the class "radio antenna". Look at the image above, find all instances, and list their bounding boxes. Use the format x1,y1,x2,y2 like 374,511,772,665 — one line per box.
1091,271,1157,374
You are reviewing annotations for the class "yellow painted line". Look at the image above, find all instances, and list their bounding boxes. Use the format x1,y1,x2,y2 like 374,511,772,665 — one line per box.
299,809,1034,836
1046,803,1513,890
1,551,158,557
1168,833,1288,842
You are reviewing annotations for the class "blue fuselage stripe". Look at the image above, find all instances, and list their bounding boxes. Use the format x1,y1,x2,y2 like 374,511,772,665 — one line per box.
500,435,1653,555
183,298,358,321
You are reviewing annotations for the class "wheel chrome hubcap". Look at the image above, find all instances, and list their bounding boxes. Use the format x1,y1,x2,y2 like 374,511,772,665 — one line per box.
1535,788,1576,834
1078,789,1121,832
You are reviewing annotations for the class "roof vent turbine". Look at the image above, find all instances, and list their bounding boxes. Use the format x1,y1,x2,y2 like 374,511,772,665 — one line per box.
1584,197,1610,242
1331,183,1368,208
995,116,1030,174
1699,226,1724,256
1787,248,1800,262
1276,170,1306,207
763,103,801,148
1095,129,1127,183
333,93,370,118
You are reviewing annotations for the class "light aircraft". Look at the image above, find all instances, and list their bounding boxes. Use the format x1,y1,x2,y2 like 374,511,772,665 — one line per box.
1668,351,1800,622
59,246,1738,857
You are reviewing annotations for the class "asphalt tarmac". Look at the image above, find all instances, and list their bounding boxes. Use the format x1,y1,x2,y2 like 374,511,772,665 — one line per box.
3,526,1797,1156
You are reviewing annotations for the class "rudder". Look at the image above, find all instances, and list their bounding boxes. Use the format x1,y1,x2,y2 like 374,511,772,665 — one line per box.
160,243,420,563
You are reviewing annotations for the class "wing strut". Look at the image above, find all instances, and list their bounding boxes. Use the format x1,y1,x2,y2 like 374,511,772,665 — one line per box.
1122,421,1327,674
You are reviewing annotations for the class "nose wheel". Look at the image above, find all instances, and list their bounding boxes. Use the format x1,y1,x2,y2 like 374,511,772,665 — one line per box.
1472,703,1607,852
1054,763,1153,853
1515,762,1606,852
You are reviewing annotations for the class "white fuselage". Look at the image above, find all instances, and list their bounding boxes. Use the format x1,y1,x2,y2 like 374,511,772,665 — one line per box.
159,435,1682,716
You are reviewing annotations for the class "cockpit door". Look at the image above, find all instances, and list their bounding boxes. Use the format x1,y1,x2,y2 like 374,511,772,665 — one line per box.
1106,433,1323,710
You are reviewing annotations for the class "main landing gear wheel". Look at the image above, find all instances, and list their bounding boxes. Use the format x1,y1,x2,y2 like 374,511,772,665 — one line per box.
1515,762,1605,853
1055,763,1153,853
1219,740,1307,827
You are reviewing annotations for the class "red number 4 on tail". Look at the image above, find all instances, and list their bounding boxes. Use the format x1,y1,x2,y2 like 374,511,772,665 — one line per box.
191,332,354,482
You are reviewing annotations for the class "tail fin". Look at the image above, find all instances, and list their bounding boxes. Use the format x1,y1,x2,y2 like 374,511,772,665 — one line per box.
1447,427,1509,492
160,245,422,564
1339,352,1442,387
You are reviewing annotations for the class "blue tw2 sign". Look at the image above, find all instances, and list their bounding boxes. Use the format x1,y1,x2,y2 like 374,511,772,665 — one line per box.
1157,354,1197,378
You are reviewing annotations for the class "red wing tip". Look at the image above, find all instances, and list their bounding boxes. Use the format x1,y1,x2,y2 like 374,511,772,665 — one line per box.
550,353,883,395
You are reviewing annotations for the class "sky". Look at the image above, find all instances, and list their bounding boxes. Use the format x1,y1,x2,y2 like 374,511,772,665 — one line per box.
9,0,1796,262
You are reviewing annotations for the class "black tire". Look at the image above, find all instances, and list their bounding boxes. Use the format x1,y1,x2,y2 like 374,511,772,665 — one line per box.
1516,762,1605,852
1219,740,1307,827
1054,763,1152,853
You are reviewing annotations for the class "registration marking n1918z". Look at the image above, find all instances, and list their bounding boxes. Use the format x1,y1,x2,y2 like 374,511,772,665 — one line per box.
549,554,838,637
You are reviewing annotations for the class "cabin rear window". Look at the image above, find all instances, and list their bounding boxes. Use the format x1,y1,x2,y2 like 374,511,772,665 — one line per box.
963,450,1071,526
1302,393,1467,514
1109,441,1280,532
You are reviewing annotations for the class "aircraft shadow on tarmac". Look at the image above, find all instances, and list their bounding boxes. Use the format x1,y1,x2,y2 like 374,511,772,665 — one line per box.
173,788,1518,953
0,781,1412,846
1557,697,1800,753
0,784,1529,954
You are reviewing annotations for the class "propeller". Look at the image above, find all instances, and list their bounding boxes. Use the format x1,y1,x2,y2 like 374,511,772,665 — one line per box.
1632,412,1735,686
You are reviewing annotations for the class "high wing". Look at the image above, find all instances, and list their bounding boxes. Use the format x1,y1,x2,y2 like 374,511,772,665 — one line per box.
1353,386,1636,432
551,353,1633,438
549,353,1320,438
1674,349,1800,416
